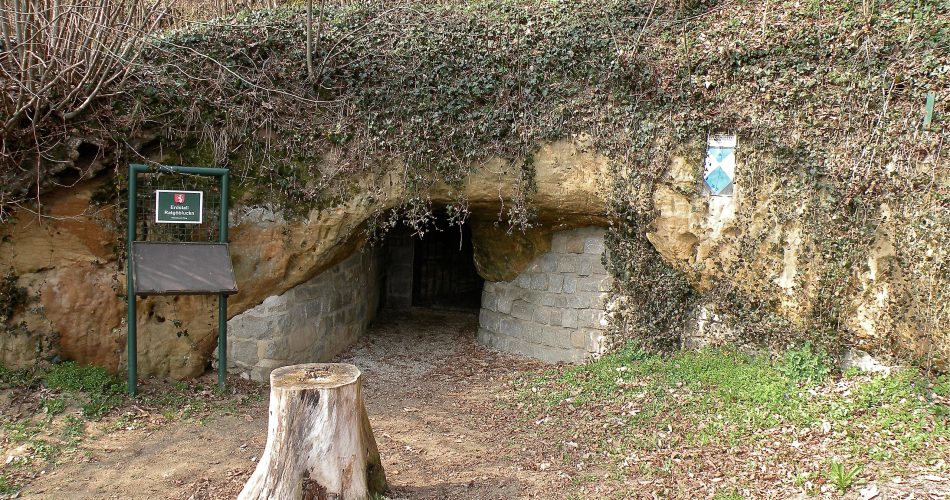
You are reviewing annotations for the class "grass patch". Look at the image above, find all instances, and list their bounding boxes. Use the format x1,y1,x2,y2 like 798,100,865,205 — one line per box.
526,346,814,441
0,361,266,496
779,342,831,385
0,474,16,496
827,369,950,462
43,362,125,418
517,344,950,492
0,362,126,419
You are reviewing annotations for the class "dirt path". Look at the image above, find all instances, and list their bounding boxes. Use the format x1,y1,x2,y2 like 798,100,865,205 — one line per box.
21,309,555,499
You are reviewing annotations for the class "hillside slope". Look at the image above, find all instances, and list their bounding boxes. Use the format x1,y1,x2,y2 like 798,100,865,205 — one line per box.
1,0,948,370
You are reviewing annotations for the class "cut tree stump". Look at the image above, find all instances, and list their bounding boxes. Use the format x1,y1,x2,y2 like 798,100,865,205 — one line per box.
238,363,387,500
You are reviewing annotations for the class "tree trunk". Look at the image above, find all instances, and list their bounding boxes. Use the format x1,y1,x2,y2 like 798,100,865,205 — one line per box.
238,363,387,500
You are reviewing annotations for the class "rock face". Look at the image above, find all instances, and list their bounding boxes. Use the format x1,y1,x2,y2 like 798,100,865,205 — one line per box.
646,157,739,291
470,222,551,282
2,134,947,376
0,179,123,371
0,138,609,378
224,137,610,329
40,263,125,369
649,153,949,368
478,227,609,362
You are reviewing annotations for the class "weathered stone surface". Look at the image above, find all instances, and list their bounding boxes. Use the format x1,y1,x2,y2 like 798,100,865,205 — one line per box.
6,135,944,377
40,263,125,371
470,222,551,282
225,136,610,325
0,138,611,378
439,137,610,224
840,347,893,375
654,154,949,368
0,178,116,274
646,184,700,266
133,295,219,378
0,179,126,371
0,332,42,370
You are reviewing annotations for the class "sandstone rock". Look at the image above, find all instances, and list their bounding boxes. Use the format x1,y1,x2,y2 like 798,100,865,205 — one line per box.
0,178,124,371
133,295,219,378
0,139,612,378
666,155,698,192
0,330,43,370
645,153,950,369
0,178,116,274
646,184,699,265
840,347,893,375
470,222,551,282
439,137,610,224
4,136,945,377
40,262,124,371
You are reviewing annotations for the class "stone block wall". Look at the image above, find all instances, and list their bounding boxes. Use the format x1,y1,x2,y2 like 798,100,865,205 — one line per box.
223,248,382,381
477,227,609,363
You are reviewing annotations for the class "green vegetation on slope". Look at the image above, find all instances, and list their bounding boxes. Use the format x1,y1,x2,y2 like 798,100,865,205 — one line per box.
128,0,946,209
128,0,949,358
516,344,950,495
2,0,948,362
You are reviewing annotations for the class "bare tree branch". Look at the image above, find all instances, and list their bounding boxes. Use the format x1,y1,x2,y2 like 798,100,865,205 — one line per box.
0,0,169,132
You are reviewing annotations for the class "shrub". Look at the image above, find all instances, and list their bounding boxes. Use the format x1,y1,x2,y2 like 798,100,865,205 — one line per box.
779,342,831,385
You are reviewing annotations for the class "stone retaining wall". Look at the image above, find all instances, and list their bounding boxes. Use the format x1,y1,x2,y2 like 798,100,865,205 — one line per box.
477,227,609,362
222,248,382,381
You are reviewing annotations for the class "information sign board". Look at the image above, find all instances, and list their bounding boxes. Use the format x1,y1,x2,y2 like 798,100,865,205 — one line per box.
155,190,203,224
131,242,238,296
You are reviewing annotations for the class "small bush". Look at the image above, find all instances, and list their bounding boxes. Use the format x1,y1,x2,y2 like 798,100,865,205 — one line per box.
779,342,831,385
40,397,66,416
934,375,949,398
0,365,35,388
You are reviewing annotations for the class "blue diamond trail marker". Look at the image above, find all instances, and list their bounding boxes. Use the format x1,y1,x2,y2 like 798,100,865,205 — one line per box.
704,134,736,196
705,166,732,194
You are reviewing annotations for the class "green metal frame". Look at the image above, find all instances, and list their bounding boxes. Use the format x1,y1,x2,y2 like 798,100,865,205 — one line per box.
127,163,230,396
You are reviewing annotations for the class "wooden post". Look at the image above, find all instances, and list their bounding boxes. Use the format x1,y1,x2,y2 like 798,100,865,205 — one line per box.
239,364,387,500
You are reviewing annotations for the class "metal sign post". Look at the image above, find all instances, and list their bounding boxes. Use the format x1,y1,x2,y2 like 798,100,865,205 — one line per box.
127,164,235,396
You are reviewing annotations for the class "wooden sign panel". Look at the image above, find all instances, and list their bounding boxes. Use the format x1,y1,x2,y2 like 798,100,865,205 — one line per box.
131,242,238,296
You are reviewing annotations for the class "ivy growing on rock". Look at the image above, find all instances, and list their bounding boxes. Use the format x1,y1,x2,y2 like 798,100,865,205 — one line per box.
2,0,948,363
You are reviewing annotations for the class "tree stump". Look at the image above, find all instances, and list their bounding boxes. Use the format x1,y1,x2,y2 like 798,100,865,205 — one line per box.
238,363,387,500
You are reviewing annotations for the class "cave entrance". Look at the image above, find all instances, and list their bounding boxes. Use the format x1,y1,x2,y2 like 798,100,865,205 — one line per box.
412,223,482,309
382,215,483,312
